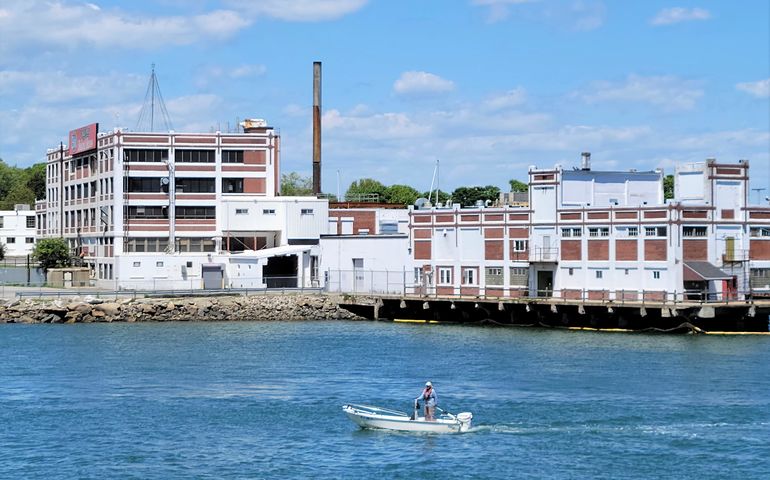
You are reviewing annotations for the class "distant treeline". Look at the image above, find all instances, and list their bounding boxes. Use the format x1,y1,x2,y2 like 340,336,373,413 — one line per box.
0,160,46,210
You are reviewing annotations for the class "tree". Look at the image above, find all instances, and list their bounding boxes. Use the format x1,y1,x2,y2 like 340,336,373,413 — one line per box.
280,172,313,196
450,185,501,207
664,174,674,200
509,179,528,192
421,189,451,205
385,184,420,205
26,163,47,200
0,183,35,210
0,242,5,262
32,238,72,271
345,178,387,202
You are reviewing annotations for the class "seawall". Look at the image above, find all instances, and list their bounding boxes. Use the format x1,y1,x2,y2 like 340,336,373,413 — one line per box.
0,294,362,324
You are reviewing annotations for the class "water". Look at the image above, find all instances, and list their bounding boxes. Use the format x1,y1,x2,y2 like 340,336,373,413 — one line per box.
0,321,768,479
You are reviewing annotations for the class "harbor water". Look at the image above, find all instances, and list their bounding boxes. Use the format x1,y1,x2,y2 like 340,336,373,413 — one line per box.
1,320,768,479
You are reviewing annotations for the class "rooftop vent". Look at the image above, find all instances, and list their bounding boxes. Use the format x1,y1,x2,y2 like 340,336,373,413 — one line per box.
581,152,591,171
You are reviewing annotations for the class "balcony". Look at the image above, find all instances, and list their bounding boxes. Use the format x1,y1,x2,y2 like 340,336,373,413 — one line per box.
529,247,559,262
722,249,749,262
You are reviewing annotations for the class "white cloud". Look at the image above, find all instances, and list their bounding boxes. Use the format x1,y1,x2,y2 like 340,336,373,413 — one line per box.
225,0,368,21
470,0,538,23
736,78,770,99
482,88,527,111
651,7,711,26
0,1,251,53
0,70,146,104
195,64,268,88
576,74,703,111
393,71,455,96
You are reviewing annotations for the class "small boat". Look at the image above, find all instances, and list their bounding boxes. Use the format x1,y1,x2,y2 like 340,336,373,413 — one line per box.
342,403,473,433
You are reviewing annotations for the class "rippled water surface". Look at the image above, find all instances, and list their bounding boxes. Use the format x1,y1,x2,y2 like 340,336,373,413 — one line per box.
1,321,768,479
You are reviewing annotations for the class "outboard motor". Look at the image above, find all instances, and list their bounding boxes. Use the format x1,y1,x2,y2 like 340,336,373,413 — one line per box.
456,412,473,432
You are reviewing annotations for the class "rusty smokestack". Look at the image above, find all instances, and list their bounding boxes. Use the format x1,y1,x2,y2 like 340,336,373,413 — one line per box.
312,61,322,196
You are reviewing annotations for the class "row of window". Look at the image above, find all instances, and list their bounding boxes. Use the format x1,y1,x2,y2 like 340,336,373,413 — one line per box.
123,149,248,163
126,177,249,194
2,237,34,244
562,226,668,238
575,269,662,280
0,217,36,229
126,206,215,220
433,266,529,286
123,237,216,253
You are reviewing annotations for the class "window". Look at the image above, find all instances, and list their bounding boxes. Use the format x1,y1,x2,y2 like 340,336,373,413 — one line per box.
175,238,215,252
6,237,15,244
126,206,167,219
653,271,661,279
156,261,164,267
438,267,452,285
512,240,528,251
414,268,421,284
568,268,574,276
485,267,503,286
175,206,216,219
595,270,603,279
25,237,34,244
625,269,630,275
352,258,364,269
124,237,169,253
683,226,707,237
221,150,244,163
124,149,167,163
462,268,477,285
235,209,248,215
133,262,141,267
263,209,276,215
750,268,770,289
175,178,215,193
127,177,164,193
510,267,528,286
301,209,314,215
562,228,581,237
645,226,667,237
750,227,770,237
26,217,35,228
380,222,399,234
0,218,3,228
175,150,215,163
186,261,193,268
222,178,244,193
589,227,609,237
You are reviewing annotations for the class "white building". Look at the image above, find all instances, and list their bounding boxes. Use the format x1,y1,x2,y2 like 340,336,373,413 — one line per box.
0,205,37,258
37,121,329,290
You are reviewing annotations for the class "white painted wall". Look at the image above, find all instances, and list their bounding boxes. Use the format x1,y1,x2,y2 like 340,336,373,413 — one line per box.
320,235,410,294
0,209,36,257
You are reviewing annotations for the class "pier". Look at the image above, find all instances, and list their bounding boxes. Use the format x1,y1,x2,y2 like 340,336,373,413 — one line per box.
339,292,770,333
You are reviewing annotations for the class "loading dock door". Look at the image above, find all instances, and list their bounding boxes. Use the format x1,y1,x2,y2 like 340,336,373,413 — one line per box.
202,264,224,289
263,255,298,288
537,270,553,297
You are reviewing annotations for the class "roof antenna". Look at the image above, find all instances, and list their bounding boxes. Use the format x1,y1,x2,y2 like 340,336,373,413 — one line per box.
135,63,173,132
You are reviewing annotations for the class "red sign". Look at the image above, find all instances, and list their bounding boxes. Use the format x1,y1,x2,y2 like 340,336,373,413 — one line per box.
68,123,98,155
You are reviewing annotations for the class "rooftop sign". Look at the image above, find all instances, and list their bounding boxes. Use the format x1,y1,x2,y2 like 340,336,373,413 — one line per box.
68,123,98,156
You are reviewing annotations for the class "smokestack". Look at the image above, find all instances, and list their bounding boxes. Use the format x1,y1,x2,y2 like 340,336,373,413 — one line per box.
581,152,591,171
312,61,322,196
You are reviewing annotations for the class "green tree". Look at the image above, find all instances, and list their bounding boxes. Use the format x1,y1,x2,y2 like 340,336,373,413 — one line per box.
0,183,35,210
26,163,47,200
0,159,23,200
0,242,6,261
420,189,451,205
664,174,674,200
280,172,313,196
450,185,501,207
345,178,387,202
509,179,528,192
32,238,72,271
385,184,420,205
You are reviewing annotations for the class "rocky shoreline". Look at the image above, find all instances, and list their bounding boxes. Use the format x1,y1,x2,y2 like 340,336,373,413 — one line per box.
0,294,363,324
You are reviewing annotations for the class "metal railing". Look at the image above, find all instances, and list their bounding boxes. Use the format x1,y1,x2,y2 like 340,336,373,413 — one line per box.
529,247,558,262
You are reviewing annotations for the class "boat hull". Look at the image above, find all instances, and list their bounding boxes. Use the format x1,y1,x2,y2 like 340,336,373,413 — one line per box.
342,404,472,433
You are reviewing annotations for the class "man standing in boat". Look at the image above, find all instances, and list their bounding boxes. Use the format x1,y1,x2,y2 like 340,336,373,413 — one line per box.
415,381,437,421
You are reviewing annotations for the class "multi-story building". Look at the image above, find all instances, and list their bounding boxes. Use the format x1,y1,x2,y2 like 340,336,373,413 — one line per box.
0,204,37,258
37,121,328,289
401,155,770,302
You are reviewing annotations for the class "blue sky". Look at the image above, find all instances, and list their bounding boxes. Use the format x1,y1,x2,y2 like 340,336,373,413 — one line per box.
1,0,768,199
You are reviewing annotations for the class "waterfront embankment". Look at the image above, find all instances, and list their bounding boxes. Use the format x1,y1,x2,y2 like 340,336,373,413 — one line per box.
0,294,361,323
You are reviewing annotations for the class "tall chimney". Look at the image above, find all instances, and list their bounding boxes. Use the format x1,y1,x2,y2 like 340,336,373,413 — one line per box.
312,61,322,195
581,152,591,171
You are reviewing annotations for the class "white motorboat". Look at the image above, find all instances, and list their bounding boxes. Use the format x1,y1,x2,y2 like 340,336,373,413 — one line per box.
342,404,473,433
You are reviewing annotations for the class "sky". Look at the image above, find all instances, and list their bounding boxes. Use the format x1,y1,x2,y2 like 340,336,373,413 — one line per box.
0,0,769,200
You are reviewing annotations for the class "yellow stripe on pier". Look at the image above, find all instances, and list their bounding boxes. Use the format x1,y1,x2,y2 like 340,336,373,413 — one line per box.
394,319,441,324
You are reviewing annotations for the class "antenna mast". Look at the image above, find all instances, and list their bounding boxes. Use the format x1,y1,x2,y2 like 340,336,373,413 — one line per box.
135,64,173,132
